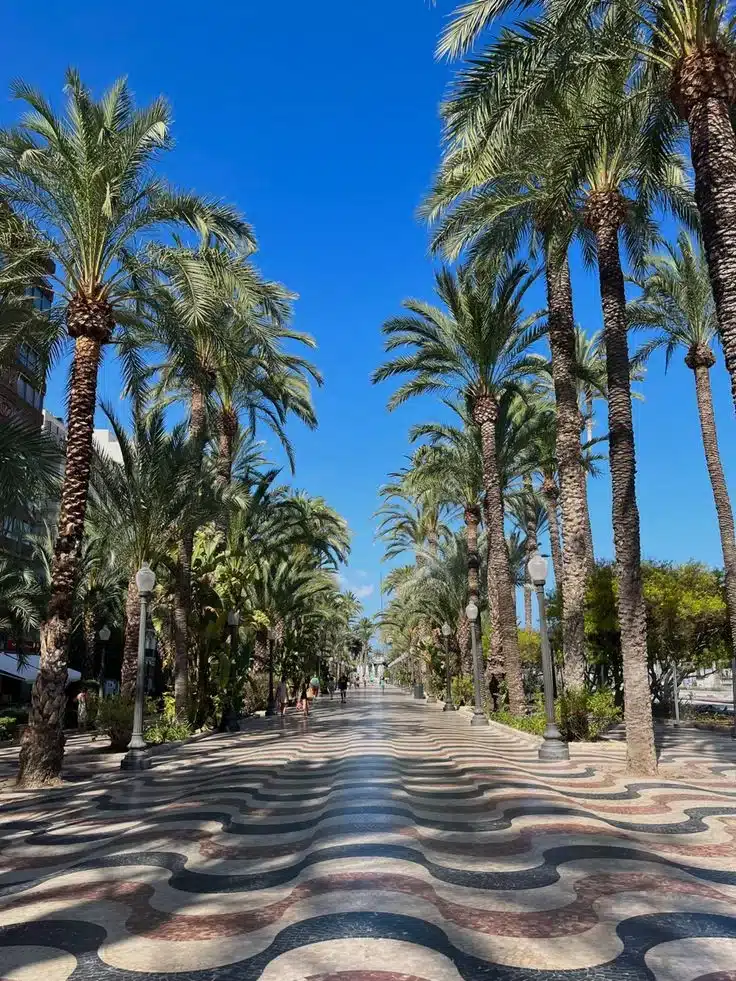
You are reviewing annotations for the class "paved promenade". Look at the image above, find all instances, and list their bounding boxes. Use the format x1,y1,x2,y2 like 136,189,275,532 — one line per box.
2,688,736,980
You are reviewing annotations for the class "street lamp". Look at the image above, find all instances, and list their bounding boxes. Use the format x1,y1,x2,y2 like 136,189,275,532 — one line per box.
265,626,276,716
442,622,455,712
527,551,569,761
98,624,111,699
466,600,488,726
121,561,156,771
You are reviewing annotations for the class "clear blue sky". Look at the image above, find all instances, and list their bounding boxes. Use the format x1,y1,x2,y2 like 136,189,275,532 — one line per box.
3,0,735,616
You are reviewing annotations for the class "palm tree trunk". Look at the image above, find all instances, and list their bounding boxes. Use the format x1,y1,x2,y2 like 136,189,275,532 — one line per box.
120,573,140,699
173,384,208,720
542,475,564,596
583,478,595,577
688,349,736,659
589,200,656,775
83,608,96,681
546,252,588,690
17,333,103,787
173,540,191,719
677,55,736,414
482,496,504,679
457,613,471,677
523,475,538,632
464,505,481,602
473,397,524,713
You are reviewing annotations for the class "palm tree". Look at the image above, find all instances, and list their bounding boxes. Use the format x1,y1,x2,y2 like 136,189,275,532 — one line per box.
88,402,219,698
438,0,736,414
0,73,250,787
631,231,736,663
374,259,544,712
424,110,591,692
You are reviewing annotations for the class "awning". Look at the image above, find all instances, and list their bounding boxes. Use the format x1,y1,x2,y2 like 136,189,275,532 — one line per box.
0,652,81,686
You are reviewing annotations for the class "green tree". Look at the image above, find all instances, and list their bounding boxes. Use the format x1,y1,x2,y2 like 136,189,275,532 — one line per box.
374,260,544,711
0,73,249,786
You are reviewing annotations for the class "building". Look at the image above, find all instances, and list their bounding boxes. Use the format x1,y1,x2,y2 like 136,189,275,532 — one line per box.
0,284,52,428
93,428,124,465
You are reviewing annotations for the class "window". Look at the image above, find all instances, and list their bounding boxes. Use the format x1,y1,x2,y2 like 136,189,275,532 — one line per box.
15,374,42,409
27,285,52,312
18,344,40,375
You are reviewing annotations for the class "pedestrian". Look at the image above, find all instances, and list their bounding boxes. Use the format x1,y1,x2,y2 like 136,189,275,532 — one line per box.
310,674,320,699
76,690,88,730
276,675,288,718
338,673,348,704
300,679,310,716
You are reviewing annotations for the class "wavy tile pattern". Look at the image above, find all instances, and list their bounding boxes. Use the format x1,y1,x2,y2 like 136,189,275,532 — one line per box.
2,689,736,980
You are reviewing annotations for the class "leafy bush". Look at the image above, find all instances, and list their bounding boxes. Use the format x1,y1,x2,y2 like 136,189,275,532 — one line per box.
489,708,547,736
490,688,620,742
0,716,19,741
451,675,475,706
558,687,590,741
586,689,621,740
144,718,192,745
95,695,134,751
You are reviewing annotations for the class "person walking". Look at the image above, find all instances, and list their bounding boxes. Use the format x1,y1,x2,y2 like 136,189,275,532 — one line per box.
276,675,288,719
338,673,348,704
299,679,310,717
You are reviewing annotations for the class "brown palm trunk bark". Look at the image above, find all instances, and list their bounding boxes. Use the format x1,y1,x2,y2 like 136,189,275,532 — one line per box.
173,538,191,719
588,196,656,775
583,478,596,577
173,384,208,720
542,475,564,597
522,476,538,632
464,505,481,603
82,608,96,681
676,50,736,414
457,612,471,677
18,328,105,787
546,252,588,690
473,397,524,713
688,347,736,659
482,496,504,679
120,573,139,698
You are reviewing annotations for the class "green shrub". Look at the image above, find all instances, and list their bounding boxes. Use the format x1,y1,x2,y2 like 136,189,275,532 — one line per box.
489,708,547,736
0,715,19,741
95,695,134,751
451,675,475,706
558,687,591,741
586,689,621,740
144,717,192,745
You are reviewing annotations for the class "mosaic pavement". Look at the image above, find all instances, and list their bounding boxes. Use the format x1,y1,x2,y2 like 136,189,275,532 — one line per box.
2,688,736,981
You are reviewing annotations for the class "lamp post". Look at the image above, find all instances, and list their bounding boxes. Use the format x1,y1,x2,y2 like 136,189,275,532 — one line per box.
265,626,276,716
98,624,111,699
527,551,569,761
466,601,488,726
121,562,156,771
442,622,455,711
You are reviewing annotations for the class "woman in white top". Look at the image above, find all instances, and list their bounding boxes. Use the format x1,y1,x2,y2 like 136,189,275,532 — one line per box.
276,676,288,717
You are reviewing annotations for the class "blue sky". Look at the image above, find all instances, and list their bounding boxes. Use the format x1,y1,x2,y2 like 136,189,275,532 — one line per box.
3,0,735,617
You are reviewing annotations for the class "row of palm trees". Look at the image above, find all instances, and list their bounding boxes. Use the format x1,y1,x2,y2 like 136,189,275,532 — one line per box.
0,72,356,788
376,0,736,772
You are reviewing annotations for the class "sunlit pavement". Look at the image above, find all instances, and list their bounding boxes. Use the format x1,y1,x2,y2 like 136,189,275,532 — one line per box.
2,686,736,980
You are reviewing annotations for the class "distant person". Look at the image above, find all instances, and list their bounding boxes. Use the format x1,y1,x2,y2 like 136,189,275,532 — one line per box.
299,679,310,716
276,675,288,718
310,675,320,699
338,674,348,704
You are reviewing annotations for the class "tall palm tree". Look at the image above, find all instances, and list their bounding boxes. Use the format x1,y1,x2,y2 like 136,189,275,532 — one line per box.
88,402,219,697
141,245,318,717
0,73,250,787
631,231,736,663
374,259,544,712
424,112,591,691
438,0,736,415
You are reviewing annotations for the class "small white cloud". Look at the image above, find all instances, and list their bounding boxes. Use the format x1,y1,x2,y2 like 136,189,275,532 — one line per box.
353,584,375,599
